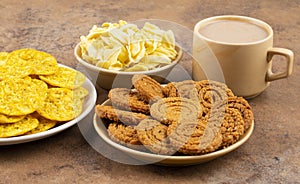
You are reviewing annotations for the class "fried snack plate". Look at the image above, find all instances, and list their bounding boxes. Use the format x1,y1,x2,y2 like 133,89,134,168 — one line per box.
0,64,97,146
93,99,254,166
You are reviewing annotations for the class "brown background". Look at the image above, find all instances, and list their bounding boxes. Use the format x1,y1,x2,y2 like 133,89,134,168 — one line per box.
0,0,299,183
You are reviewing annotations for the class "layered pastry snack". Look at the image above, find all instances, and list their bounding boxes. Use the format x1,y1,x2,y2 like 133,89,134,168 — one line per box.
95,74,254,155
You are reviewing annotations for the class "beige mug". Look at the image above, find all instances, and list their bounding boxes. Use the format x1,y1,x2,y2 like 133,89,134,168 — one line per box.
192,15,294,98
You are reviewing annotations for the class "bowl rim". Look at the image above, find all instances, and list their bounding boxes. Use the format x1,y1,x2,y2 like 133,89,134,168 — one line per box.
74,43,183,75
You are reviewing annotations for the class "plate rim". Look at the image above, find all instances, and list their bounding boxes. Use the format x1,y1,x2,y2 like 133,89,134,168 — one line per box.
0,63,97,145
93,99,255,165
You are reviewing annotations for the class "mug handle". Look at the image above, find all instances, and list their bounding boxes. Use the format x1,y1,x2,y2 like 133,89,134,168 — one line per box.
266,47,294,82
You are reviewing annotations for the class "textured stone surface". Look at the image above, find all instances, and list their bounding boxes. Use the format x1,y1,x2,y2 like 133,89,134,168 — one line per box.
0,0,300,183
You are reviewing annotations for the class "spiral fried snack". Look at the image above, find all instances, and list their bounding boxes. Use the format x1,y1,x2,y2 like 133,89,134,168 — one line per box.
150,97,202,125
167,119,223,155
107,123,145,150
220,108,245,148
136,119,176,155
95,105,148,126
227,97,254,131
132,74,164,103
108,88,150,114
195,80,235,116
163,80,199,100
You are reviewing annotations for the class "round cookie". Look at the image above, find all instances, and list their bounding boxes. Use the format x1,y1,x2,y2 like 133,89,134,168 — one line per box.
73,86,89,99
39,67,86,89
95,105,148,126
25,113,57,135
0,113,25,124
132,74,164,103
136,118,177,155
150,97,202,125
0,77,47,116
107,123,145,150
0,52,8,65
108,88,150,114
6,48,58,75
37,88,83,121
31,79,48,108
0,63,32,80
0,115,39,138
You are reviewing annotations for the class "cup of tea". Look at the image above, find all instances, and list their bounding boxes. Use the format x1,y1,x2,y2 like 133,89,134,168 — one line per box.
192,15,294,98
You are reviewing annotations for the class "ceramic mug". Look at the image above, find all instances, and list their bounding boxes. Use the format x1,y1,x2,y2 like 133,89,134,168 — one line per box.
192,15,294,98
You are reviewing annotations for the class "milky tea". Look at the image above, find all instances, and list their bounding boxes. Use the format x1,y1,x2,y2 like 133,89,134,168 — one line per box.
193,15,293,98
198,19,269,44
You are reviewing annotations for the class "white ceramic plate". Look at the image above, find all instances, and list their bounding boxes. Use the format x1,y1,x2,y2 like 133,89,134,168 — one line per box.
93,100,255,166
0,64,97,146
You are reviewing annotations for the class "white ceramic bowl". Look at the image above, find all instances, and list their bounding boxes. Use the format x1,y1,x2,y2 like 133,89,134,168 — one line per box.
74,43,183,89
